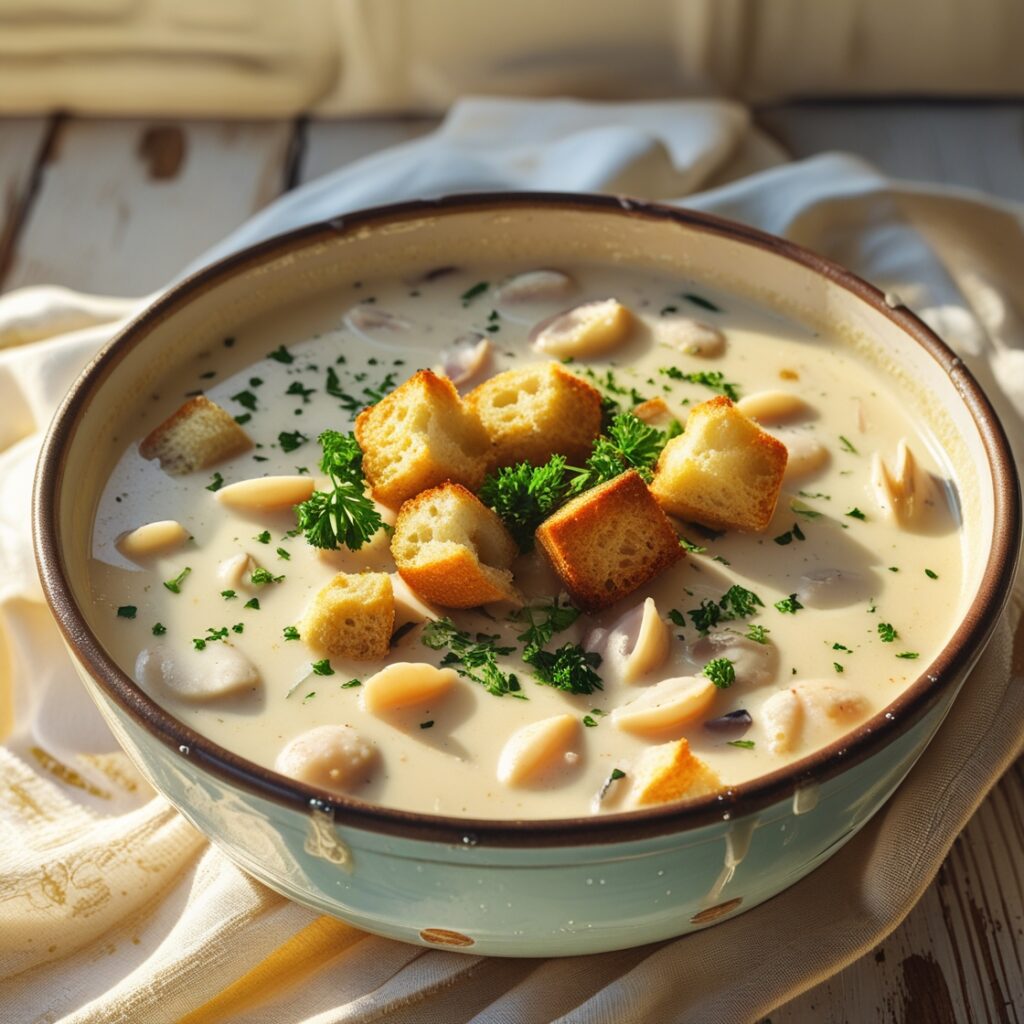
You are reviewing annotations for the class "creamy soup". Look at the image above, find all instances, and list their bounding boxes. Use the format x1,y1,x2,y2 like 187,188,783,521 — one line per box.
88,263,964,819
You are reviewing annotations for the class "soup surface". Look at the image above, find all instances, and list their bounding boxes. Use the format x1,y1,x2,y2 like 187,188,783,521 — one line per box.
88,263,964,819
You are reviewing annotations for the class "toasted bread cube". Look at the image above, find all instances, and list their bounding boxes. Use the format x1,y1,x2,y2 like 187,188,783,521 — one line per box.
627,738,722,807
466,363,602,469
536,470,682,612
354,369,490,506
297,572,394,661
139,395,251,474
650,396,788,532
391,483,520,608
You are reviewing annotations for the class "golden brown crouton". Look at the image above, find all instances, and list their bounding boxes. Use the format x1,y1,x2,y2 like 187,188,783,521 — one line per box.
354,369,490,507
535,470,683,612
391,483,521,608
627,738,722,807
466,363,602,469
650,396,788,532
139,395,251,474
297,572,394,661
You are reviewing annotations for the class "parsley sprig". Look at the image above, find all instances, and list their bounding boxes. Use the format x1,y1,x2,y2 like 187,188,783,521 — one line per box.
513,600,603,695
568,412,668,493
479,456,569,551
294,431,383,550
421,618,523,698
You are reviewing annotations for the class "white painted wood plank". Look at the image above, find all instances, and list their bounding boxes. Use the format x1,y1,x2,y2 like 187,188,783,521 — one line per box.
299,117,438,185
757,104,1024,204
3,119,295,297
0,117,50,281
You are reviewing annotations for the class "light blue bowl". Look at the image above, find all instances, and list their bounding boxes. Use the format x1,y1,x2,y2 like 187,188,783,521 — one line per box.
34,195,1020,956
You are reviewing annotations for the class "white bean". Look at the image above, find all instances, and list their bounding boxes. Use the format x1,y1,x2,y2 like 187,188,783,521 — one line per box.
116,520,189,561
531,299,634,358
275,725,377,792
497,714,579,786
736,390,810,425
216,475,315,511
611,676,716,737
136,643,258,702
362,662,458,715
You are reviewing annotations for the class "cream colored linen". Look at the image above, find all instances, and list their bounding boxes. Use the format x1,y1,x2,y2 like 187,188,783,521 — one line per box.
0,99,1021,1023
2,0,1024,115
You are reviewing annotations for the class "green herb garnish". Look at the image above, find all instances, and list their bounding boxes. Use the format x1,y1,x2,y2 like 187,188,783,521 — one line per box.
283,626,300,641
311,659,334,676
250,567,284,585
744,624,771,644
896,652,920,660
421,619,523,698
727,739,755,750
254,530,271,544
268,344,294,364
276,547,291,561
703,657,735,689
116,605,137,619
846,507,867,521
278,430,308,453
341,678,362,688
774,594,803,614
659,367,739,401
163,567,192,594
679,537,708,554
683,292,722,313
461,281,489,306
838,435,858,454
925,569,938,579
569,412,668,492
878,622,898,643
205,472,225,492
244,598,260,610
527,644,603,695
719,585,764,620
480,455,569,551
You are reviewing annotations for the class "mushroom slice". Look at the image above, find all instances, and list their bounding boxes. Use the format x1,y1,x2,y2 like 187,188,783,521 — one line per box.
770,429,830,480
686,631,778,687
497,714,579,786
136,644,258,702
496,270,576,305
218,552,257,591
275,725,377,793
736,390,811,425
611,676,717,737
655,316,725,358
531,299,634,359
436,333,492,389
216,475,315,512
871,439,943,529
589,598,670,684
343,305,417,346
116,520,189,561
362,662,458,715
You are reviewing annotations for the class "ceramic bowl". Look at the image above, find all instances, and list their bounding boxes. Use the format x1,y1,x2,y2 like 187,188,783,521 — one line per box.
33,194,1020,956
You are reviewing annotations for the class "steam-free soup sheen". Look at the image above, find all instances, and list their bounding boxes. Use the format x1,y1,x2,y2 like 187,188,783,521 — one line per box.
88,264,963,819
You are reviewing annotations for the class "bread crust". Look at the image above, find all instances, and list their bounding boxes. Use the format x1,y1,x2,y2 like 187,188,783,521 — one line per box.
298,571,395,661
139,395,252,474
536,470,683,612
629,738,722,806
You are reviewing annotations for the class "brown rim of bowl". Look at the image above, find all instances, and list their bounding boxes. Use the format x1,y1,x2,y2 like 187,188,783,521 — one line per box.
33,192,1022,848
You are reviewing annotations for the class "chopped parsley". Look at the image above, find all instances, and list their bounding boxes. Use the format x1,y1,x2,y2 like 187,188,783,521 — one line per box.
925,569,939,579
668,608,687,627
727,739,755,750
834,662,845,673
276,547,291,561
419,720,435,729
703,657,735,689
744,624,771,644
311,659,335,676
878,622,898,643
232,623,244,634
283,625,300,641
205,472,225,492
244,598,260,610
659,366,740,401
232,390,258,412
774,522,806,545
688,598,722,634
294,430,383,550
679,537,708,555
341,678,362,688
719,585,765,620
254,530,271,544
220,589,236,600
278,430,308,453
845,507,867,521
790,499,823,519
599,768,627,800
460,281,489,306
832,642,852,652
286,381,315,404
774,594,804,614
569,412,669,492
896,652,920,660
582,715,599,728
514,600,580,660
267,344,294,363
421,618,523,698
163,567,192,594
480,456,569,551
116,605,137,619
682,292,722,313
152,622,166,636
527,643,603,695
838,435,858,454
250,567,284,585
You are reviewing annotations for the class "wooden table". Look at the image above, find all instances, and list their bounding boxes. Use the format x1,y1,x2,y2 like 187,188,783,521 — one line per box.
1,103,1021,1022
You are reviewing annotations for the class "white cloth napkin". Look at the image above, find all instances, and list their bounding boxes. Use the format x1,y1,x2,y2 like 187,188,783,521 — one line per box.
0,98,1021,1024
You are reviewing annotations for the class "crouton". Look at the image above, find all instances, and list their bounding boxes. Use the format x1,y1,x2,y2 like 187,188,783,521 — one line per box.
466,363,602,469
535,470,683,612
650,396,788,532
391,483,521,608
354,369,490,507
139,395,251,474
297,572,394,661
627,738,722,807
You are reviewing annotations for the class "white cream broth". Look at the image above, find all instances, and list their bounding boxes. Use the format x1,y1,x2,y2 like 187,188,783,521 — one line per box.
88,264,965,819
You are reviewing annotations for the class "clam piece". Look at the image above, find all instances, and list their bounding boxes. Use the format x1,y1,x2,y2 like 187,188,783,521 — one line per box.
796,681,870,727
761,689,803,755
531,299,634,359
136,644,258,702
275,725,377,792
496,270,575,305
343,305,417,345
436,333,492,389
761,680,870,755
362,662,458,715
218,552,257,592
871,439,943,529
656,316,725,358
796,568,869,609
611,676,717,737
497,714,579,786
116,520,189,561
632,397,679,432
686,631,777,686
390,573,441,629
736,390,811,425
770,429,830,480
216,475,315,511
588,598,670,684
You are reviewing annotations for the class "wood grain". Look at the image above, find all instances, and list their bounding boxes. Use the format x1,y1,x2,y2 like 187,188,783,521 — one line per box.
0,116,52,287
1,119,295,296
298,117,437,185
